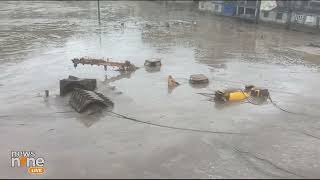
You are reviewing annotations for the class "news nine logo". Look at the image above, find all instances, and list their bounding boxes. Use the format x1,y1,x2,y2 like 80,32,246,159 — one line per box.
11,151,46,175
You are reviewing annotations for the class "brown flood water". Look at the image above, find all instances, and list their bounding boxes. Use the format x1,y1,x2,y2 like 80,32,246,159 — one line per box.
0,1,320,178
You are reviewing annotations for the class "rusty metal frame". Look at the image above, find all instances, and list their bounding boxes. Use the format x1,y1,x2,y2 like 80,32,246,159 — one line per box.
72,57,138,71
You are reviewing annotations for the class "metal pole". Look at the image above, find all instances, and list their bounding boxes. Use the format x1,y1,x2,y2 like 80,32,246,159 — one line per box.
255,0,261,24
97,0,101,25
286,0,292,30
243,0,247,15
97,0,102,48
236,0,239,16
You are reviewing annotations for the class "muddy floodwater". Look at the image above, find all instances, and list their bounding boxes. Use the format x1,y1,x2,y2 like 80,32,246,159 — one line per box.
1,1,320,178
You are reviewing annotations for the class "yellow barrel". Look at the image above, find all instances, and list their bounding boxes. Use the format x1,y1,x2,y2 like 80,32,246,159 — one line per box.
228,91,249,102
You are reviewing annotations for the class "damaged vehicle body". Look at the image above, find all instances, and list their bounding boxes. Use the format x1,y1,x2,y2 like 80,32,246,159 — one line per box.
60,75,114,114
69,88,114,113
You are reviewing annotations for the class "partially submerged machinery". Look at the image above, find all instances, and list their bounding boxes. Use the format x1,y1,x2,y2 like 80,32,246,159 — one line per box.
60,76,96,96
72,57,138,71
69,89,114,113
214,85,270,103
60,76,113,114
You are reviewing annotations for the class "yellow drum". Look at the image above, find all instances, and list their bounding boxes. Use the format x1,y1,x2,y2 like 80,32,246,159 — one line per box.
228,91,249,102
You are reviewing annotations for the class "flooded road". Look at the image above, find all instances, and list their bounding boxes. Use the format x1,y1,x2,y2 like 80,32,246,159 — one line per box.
1,1,320,178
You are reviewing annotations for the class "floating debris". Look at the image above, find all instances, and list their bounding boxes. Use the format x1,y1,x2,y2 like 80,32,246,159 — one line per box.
168,75,180,94
144,58,161,73
213,85,269,103
189,74,209,84
168,75,179,88
72,57,138,71
214,90,248,103
144,58,161,67
249,87,269,99
60,76,96,96
69,89,114,113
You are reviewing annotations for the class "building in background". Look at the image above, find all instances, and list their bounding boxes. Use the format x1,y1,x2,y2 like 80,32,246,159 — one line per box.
259,0,320,30
198,0,261,22
222,0,237,17
198,0,224,15
290,0,320,29
198,0,320,31
235,0,261,22
259,0,289,25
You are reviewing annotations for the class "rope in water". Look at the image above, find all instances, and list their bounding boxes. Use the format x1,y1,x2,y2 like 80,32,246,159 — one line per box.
267,95,314,117
106,110,244,135
239,89,317,117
